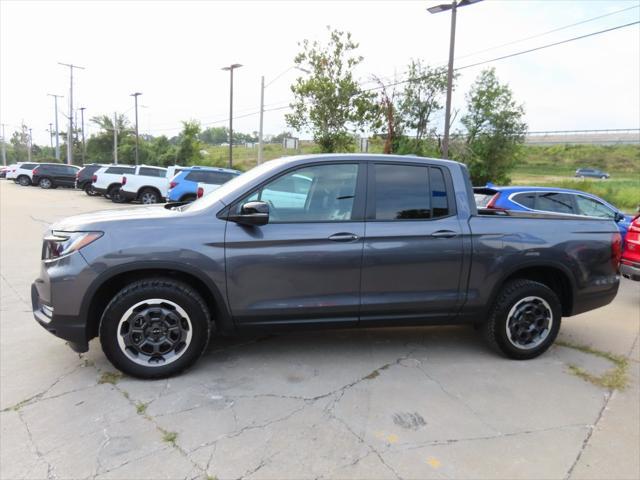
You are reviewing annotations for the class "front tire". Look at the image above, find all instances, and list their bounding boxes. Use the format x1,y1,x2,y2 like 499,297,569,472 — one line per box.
84,182,98,196
99,278,211,379
484,279,561,360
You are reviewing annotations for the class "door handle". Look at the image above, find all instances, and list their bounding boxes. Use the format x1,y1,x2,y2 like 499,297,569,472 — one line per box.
328,232,359,242
431,230,458,239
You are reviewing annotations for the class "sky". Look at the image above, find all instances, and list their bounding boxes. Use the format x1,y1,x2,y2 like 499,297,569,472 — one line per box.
1,0,639,146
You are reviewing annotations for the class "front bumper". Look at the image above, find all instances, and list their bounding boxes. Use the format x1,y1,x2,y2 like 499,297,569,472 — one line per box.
32,283,89,352
621,262,640,281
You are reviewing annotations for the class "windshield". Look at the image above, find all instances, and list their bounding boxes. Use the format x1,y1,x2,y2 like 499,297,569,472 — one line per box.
184,158,289,212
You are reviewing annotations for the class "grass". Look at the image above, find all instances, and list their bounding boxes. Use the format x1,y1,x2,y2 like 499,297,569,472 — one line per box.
160,428,178,445
135,401,148,415
557,340,629,391
98,371,123,385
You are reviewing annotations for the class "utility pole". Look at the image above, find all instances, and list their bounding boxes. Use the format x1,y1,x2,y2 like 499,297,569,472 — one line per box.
47,93,63,161
79,107,86,164
428,0,483,159
222,63,242,169
48,123,53,150
28,128,33,162
58,62,85,165
130,92,142,166
1,124,6,166
113,112,118,165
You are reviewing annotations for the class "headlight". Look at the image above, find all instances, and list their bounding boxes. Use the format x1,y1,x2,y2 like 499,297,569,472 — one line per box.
43,231,103,261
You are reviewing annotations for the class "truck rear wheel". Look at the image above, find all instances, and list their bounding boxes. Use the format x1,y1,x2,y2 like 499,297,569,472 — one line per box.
139,188,160,204
484,279,561,360
99,278,211,379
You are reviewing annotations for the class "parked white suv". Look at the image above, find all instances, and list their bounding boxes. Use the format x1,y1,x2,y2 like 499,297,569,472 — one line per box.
92,165,136,200
13,162,40,186
120,165,183,204
4,163,21,181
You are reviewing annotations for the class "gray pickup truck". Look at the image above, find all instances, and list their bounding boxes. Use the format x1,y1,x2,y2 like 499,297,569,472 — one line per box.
32,154,622,378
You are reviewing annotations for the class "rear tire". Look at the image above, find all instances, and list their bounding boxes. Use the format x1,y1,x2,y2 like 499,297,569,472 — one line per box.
99,278,211,379
18,175,31,186
484,279,561,360
39,177,53,189
139,188,160,204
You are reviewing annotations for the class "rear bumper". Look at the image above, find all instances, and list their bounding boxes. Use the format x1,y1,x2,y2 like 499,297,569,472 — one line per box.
120,189,137,201
621,262,640,281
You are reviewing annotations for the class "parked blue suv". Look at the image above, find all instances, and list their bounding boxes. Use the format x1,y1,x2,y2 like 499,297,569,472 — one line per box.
168,166,241,202
474,184,633,238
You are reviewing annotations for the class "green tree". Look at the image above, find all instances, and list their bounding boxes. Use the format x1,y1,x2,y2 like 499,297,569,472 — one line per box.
176,121,203,165
9,124,30,162
285,27,378,152
460,68,527,185
200,126,228,145
86,114,133,164
399,60,450,143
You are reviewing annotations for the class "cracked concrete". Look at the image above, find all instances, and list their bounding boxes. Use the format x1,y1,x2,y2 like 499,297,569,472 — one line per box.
1,181,639,479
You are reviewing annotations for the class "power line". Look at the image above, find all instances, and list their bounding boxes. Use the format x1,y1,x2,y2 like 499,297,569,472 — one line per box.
455,4,640,61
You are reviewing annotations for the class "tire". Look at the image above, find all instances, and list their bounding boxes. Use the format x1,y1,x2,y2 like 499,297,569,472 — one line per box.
180,194,197,203
17,175,31,186
39,177,53,189
601,176,607,180
108,185,125,203
84,183,98,196
99,278,211,379
139,188,160,204
484,279,561,360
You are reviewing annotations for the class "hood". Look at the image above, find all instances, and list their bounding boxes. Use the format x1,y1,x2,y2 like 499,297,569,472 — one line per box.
51,205,179,232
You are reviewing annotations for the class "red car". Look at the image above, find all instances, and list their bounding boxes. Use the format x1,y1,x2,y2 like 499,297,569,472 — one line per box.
621,215,640,281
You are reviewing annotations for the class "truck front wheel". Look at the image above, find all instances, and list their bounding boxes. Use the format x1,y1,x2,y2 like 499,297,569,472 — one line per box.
484,279,561,360
99,278,211,379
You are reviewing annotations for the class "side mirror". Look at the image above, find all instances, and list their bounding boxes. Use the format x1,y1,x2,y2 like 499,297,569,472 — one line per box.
228,201,269,226
614,212,625,223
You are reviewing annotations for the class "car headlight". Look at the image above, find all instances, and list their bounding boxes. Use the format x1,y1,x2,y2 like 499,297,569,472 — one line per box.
43,231,103,261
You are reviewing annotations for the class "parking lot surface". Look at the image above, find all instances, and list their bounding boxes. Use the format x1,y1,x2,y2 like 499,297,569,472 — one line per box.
1,180,639,480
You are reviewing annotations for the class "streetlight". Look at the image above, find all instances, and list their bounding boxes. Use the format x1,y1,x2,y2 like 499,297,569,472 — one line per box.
258,65,310,164
428,0,483,159
130,92,142,166
79,107,86,164
221,63,242,169
48,123,54,150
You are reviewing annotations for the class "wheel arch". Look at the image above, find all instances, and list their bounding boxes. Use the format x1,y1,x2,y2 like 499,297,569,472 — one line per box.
488,263,575,317
137,186,163,200
83,263,232,340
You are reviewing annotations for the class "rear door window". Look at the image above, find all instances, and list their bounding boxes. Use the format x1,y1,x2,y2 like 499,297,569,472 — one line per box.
373,164,431,220
106,166,135,174
139,167,166,177
535,192,576,214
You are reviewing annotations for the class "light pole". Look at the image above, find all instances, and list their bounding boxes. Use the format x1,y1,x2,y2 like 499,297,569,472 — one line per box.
58,62,85,165
47,93,63,161
428,0,483,159
28,128,33,162
48,124,54,150
258,66,309,164
1,123,6,166
222,63,242,169
130,92,142,166
79,107,86,164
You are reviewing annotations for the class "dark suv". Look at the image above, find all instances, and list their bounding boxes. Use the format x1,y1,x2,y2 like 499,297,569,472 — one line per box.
575,168,609,179
32,164,80,189
75,163,103,195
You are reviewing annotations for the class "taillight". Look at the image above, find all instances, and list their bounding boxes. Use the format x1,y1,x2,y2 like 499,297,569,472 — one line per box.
486,193,503,210
32,168,38,175
169,181,177,189
92,174,97,183
612,232,622,270
197,186,204,199
75,172,80,179
121,176,127,185
629,218,640,233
